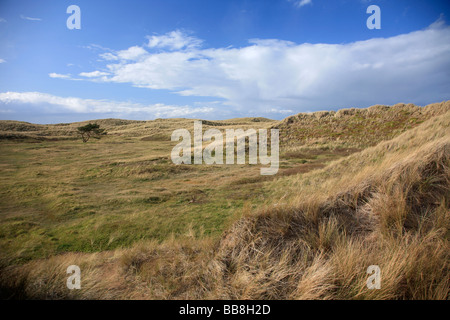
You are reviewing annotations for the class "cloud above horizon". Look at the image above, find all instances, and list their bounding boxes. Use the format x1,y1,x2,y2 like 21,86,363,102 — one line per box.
52,21,450,114
0,92,215,120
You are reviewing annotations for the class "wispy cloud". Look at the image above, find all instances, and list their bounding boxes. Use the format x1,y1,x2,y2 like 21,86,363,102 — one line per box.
289,0,312,8
146,30,203,51
0,59,5,64
20,15,42,21
0,18,6,23
0,92,214,118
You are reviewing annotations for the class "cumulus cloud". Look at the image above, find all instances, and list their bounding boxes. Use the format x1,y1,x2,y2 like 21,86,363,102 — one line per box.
55,20,450,115
0,92,214,119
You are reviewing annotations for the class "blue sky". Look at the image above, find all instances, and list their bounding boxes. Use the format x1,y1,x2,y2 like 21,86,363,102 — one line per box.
0,0,449,123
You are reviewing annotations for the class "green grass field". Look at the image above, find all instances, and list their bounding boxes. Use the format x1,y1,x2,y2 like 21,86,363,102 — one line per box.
0,116,364,266
0,101,448,299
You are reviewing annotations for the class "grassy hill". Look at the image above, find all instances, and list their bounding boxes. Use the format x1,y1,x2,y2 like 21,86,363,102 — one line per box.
0,101,448,299
276,101,449,149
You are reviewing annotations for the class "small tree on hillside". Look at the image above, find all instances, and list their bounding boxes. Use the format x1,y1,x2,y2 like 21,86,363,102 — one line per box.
77,123,107,143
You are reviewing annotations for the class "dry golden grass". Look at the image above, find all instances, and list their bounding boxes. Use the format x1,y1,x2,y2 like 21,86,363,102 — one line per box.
1,104,448,300
210,109,450,299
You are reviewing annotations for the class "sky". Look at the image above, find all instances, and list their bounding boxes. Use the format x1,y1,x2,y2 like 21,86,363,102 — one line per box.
0,0,449,123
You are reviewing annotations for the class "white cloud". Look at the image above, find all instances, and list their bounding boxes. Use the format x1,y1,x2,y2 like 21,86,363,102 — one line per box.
99,52,118,61
0,59,5,63
289,0,312,8
49,73,71,79
146,30,203,51
100,46,149,61
428,13,446,30
79,71,110,78
72,20,450,114
0,92,214,118
118,46,149,60
20,15,42,21
269,108,294,114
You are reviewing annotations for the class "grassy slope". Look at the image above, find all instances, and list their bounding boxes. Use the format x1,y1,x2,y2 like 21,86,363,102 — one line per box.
0,101,448,299
276,101,449,149
212,109,449,300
